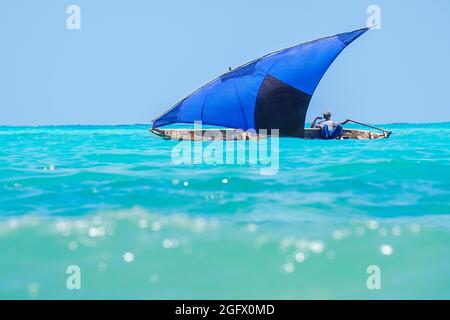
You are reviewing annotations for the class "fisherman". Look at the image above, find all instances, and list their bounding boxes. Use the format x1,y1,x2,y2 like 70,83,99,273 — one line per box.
311,111,349,139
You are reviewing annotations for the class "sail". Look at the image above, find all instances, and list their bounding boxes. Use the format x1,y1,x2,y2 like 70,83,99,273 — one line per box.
152,27,368,137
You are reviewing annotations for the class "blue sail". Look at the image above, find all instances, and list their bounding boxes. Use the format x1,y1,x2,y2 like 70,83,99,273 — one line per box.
152,27,368,137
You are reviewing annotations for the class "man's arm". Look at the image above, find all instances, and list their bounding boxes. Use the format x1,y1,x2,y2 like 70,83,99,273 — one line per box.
311,116,322,128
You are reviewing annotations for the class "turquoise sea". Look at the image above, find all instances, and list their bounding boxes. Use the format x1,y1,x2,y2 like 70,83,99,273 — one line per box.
0,123,449,299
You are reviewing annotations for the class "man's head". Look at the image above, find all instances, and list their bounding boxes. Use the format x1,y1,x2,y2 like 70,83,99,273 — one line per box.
323,111,331,120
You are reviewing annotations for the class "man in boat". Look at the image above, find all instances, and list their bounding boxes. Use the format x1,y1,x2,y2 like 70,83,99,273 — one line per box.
311,111,349,139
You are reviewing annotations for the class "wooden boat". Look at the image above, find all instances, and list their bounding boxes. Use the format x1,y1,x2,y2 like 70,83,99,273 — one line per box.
150,128,390,141
150,28,392,141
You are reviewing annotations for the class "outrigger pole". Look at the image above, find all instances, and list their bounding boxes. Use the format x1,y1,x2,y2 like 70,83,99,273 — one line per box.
347,119,392,137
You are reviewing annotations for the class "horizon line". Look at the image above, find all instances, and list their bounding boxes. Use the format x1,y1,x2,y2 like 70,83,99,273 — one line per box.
1,121,450,128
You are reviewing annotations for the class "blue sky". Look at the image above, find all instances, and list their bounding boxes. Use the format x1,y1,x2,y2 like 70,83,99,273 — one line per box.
1,0,450,125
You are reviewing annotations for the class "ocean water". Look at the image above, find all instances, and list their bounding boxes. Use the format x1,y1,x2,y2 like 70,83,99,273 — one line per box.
0,123,449,299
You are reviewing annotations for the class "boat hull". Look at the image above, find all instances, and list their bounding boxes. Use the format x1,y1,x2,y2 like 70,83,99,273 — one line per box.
150,128,390,140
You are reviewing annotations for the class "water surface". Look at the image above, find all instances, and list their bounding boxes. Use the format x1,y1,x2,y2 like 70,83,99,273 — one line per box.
1,123,449,299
